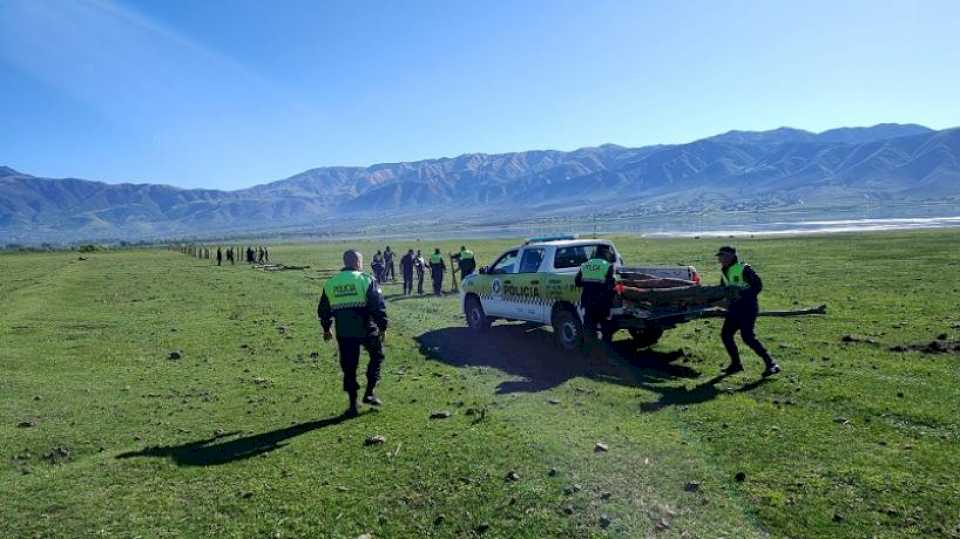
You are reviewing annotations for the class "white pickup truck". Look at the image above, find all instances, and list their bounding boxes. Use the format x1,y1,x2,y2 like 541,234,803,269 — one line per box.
459,236,703,350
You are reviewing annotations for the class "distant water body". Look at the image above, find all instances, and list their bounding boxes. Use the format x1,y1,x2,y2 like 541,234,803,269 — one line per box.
641,216,960,238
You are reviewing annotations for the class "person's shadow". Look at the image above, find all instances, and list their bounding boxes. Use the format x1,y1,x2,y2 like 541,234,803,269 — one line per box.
116,413,359,467
638,375,771,412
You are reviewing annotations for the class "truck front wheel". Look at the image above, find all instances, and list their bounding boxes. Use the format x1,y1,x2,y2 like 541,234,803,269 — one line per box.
464,296,491,333
552,309,584,351
628,328,664,348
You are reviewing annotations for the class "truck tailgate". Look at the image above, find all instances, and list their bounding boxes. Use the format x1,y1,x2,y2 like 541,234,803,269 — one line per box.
620,265,698,281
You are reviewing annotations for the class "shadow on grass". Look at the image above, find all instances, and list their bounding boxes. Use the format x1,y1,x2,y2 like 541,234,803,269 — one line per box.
417,324,772,410
115,413,359,466
638,375,771,413
416,324,699,394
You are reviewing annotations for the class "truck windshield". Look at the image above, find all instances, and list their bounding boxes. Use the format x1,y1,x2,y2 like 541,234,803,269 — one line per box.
554,244,606,269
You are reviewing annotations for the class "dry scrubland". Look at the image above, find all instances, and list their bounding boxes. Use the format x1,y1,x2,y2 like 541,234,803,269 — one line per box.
2,231,959,538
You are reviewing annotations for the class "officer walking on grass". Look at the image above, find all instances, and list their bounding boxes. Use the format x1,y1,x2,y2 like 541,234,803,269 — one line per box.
428,248,446,296
318,249,388,416
716,246,781,377
574,244,618,355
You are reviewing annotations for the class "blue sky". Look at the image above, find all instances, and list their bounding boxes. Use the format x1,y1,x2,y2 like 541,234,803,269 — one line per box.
1,0,958,190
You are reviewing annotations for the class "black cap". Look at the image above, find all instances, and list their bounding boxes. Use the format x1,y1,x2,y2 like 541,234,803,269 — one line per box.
715,246,736,256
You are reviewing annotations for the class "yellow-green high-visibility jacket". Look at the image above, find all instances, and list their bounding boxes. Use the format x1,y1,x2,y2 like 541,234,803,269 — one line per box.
720,262,747,288
579,258,612,283
318,268,387,338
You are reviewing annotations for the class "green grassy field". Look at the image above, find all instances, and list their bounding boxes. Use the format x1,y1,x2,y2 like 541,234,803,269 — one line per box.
2,231,959,538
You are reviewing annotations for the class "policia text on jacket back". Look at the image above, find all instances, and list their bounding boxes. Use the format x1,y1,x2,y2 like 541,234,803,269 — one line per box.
318,249,389,416
574,244,618,354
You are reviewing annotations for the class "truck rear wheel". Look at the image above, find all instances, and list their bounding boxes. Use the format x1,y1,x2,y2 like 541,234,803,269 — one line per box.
552,309,584,351
464,296,491,332
628,328,664,348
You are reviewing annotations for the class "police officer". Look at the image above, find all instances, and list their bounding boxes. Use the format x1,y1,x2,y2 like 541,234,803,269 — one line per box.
453,245,476,278
318,249,388,416
428,248,446,296
575,245,618,354
400,249,415,296
716,246,780,376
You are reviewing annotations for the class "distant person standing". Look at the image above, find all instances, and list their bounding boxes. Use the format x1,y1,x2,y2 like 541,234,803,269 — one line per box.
400,249,415,296
384,246,396,282
257,246,265,264
429,248,446,296
453,245,476,278
716,246,781,377
371,250,385,283
216,247,223,266
263,247,270,263
415,250,426,295
318,249,388,416
247,247,255,264
227,247,235,265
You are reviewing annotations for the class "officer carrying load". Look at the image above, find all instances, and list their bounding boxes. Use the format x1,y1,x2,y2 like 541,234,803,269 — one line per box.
574,244,618,355
715,246,780,377
318,249,389,416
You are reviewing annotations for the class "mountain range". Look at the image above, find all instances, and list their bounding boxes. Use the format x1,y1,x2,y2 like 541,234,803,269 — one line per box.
2,123,959,244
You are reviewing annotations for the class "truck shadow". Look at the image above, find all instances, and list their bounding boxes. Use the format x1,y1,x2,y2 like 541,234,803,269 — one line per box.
114,413,360,467
415,324,700,394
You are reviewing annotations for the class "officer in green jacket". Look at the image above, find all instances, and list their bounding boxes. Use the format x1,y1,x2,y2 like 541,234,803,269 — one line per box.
575,245,618,354
453,245,476,277
318,249,389,416
428,248,446,296
716,246,780,377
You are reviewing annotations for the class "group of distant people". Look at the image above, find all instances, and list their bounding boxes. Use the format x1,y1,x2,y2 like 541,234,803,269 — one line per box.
176,244,270,266
368,245,476,296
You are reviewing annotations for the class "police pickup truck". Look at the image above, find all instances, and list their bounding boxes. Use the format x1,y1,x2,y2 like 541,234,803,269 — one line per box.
460,236,703,351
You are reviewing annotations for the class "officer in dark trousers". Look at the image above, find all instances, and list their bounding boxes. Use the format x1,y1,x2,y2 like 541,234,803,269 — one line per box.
428,248,446,296
716,246,780,376
453,245,476,278
575,245,618,355
400,249,415,296
318,249,388,416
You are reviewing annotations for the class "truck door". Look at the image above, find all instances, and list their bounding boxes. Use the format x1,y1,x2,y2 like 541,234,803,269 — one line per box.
509,247,548,322
484,249,519,317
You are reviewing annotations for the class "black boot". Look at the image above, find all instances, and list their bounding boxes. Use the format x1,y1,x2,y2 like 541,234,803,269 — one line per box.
762,363,782,377
344,390,359,417
721,363,744,375
362,387,383,406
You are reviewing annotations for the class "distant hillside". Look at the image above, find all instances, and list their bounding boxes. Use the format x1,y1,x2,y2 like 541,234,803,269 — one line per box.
2,123,958,243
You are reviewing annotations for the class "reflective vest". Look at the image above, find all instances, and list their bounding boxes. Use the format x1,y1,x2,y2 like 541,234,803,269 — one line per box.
580,258,611,283
459,249,474,260
721,262,748,288
430,253,443,265
323,270,373,310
